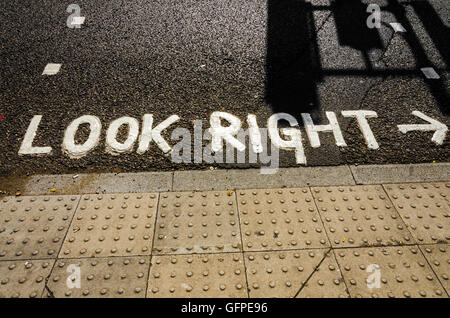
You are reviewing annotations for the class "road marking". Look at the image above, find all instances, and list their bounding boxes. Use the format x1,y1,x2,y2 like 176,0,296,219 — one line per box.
420,67,440,79
210,112,245,153
389,22,406,33
247,114,263,154
341,110,379,150
301,112,347,148
149,114,180,154
137,114,180,154
268,113,306,165
71,16,85,26
18,115,52,155
17,111,447,162
106,117,140,155
42,63,62,75
398,111,448,145
63,115,102,158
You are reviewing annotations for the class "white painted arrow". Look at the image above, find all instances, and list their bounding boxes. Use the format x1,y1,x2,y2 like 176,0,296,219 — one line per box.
398,111,448,145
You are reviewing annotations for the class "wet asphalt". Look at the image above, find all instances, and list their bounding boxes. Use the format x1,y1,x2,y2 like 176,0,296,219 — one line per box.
0,0,448,177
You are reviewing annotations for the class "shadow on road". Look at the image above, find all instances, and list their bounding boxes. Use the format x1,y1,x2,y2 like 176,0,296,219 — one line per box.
265,0,449,120
333,0,383,70
265,0,322,121
386,0,449,115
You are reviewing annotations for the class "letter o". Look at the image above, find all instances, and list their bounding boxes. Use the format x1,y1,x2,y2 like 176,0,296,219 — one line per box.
106,117,139,154
63,115,102,158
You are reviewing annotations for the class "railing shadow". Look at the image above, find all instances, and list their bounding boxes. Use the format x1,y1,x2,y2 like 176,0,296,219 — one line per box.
265,0,449,120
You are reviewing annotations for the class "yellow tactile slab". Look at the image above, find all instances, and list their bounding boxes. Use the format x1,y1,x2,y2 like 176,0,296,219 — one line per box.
153,191,241,255
59,193,158,258
0,259,54,298
420,244,449,294
237,188,329,251
311,185,414,248
0,195,79,260
147,253,247,298
245,249,347,298
45,256,150,298
383,183,450,244
296,251,349,298
335,246,447,298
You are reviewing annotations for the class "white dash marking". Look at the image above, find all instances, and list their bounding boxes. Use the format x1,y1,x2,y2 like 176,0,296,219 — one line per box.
389,22,406,33
71,16,85,26
421,67,440,79
42,63,61,75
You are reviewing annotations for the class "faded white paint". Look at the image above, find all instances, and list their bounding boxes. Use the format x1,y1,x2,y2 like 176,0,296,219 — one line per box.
398,111,447,145
105,116,139,155
18,115,52,155
63,115,101,158
301,112,347,148
268,113,306,165
71,16,85,26
389,22,406,33
421,67,440,79
209,112,245,153
342,110,379,149
42,63,61,75
137,114,180,154
247,114,263,154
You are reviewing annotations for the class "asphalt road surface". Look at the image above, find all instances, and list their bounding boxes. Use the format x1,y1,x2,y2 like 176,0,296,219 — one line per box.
0,0,448,177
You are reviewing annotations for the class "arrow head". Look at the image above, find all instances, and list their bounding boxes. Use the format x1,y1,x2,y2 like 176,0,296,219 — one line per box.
398,111,448,145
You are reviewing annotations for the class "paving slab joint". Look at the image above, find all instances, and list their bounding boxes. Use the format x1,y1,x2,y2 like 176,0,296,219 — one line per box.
293,247,333,298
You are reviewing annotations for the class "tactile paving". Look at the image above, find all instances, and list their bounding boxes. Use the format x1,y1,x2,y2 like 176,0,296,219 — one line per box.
420,244,449,294
296,251,349,298
153,191,241,254
0,195,79,260
147,253,247,298
245,249,347,298
335,246,447,298
237,188,329,251
0,259,54,298
59,193,158,258
384,183,450,244
45,256,150,298
311,185,414,247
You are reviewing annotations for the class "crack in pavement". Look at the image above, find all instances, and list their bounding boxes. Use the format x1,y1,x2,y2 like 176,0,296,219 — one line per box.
376,22,398,65
44,274,55,298
292,247,333,298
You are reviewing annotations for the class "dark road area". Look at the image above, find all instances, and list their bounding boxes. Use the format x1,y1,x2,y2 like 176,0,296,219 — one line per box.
0,0,448,177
